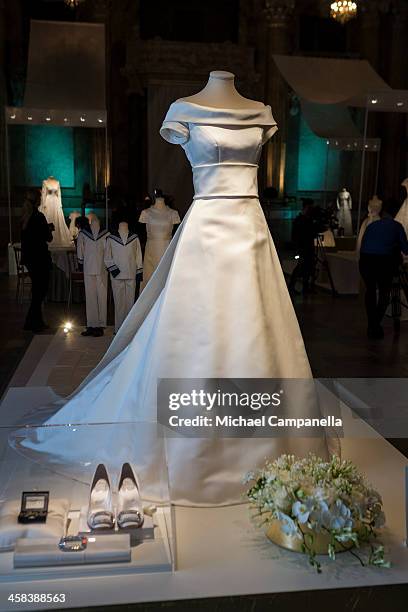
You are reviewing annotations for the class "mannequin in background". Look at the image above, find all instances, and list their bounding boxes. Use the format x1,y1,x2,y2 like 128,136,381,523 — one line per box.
105,221,143,333
76,214,109,337
39,176,72,246
68,210,81,240
395,178,408,237
138,188,180,289
356,195,383,253
21,189,54,332
337,187,353,236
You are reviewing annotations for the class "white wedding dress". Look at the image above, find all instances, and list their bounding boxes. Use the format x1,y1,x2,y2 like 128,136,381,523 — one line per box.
13,101,329,506
39,177,72,247
139,205,180,288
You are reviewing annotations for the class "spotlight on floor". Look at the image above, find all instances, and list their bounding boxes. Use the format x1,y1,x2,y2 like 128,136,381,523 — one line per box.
63,322,73,334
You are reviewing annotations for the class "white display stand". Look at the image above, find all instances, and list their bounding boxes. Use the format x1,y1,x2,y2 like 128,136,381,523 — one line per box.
0,335,407,610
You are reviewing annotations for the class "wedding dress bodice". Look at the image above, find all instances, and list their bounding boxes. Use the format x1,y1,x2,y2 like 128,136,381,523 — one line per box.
160,100,277,200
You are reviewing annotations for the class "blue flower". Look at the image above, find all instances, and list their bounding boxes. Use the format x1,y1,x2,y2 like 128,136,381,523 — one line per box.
276,511,299,537
292,499,314,524
323,500,353,532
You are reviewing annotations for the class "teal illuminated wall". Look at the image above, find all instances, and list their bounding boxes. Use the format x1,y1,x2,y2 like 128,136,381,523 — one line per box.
285,113,342,196
26,126,74,187
297,115,341,192
10,126,74,187
9,125,94,210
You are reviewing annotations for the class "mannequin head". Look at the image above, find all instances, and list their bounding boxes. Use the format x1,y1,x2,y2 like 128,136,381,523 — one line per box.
154,188,163,199
86,211,98,224
118,221,129,234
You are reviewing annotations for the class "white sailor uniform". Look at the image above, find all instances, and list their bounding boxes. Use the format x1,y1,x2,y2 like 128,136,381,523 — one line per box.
104,231,143,332
77,227,109,328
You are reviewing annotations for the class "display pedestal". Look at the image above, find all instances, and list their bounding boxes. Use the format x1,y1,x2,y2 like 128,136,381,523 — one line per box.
0,336,407,609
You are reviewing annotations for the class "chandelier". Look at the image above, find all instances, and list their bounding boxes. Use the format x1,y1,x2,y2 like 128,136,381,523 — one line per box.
330,1,358,24
64,0,84,8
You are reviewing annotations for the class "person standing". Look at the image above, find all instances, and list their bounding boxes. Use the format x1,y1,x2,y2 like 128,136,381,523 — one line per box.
359,213,408,338
21,189,54,332
289,199,317,294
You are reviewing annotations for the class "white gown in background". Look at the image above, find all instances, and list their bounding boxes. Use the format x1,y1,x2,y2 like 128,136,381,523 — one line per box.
395,198,408,237
39,177,72,246
14,101,329,506
139,205,180,288
337,189,353,236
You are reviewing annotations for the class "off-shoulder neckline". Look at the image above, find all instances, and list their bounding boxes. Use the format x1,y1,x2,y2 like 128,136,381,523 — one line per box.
175,99,271,113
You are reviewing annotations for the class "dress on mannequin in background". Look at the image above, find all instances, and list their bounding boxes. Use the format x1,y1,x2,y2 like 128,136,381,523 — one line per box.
104,229,143,332
14,100,330,507
139,205,180,288
337,188,353,236
39,177,72,246
395,198,408,237
68,211,81,240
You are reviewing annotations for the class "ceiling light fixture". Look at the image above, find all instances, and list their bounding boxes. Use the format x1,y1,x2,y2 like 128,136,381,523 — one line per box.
330,1,358,25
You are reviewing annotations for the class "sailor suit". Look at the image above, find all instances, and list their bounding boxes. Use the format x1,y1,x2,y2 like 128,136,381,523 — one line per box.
104,231,143,332
77,227,109,328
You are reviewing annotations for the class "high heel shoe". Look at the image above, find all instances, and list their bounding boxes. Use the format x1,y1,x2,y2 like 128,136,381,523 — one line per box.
87,464,114,530
117,463,144,529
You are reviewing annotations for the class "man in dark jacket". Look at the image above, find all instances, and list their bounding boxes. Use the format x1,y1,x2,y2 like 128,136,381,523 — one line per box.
359,214,408,338
289,199,317,294
21,189,54,332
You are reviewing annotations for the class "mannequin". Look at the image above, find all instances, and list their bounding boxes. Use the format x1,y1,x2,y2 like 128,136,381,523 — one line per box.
356,195,382,252
337,187,353,236
104,221,143,333
14,72,336,506
76,213,109,337
39,176,72,246
182,70,263,110
139,189,180,289
395,178,408,236
68,210,81,240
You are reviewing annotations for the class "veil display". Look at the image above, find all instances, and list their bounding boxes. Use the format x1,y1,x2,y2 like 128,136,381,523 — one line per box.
39,177,72,246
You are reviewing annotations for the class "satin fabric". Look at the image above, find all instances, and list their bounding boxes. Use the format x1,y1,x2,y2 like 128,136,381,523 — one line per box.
39,178,72,247
14,101,330,506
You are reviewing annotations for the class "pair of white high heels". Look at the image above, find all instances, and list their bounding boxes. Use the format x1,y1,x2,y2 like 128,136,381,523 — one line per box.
87,463,144,531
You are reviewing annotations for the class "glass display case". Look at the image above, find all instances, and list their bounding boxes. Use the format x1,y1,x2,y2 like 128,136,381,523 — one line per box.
0,413,175,581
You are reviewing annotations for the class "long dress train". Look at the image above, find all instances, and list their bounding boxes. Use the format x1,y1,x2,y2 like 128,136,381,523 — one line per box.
12,101,330,506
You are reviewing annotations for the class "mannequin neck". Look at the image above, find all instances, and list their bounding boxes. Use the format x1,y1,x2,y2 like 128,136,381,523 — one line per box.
183,71,262,110
118,222,129,240
154,197,166,210
90,219,100,237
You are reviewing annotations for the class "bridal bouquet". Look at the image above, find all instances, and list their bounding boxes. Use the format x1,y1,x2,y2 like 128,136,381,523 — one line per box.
245,454,389,572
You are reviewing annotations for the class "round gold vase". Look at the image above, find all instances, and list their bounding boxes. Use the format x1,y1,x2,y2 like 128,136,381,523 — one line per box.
266,519,355,555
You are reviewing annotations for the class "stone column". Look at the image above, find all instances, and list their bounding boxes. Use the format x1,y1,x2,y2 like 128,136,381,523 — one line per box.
262,0,295,197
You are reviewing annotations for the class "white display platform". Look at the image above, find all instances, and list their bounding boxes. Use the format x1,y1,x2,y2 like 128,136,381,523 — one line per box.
282,251,360,294
0,336,407,610
318,251,360,295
